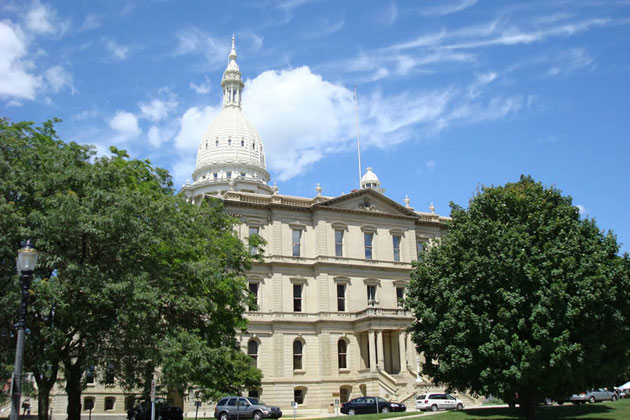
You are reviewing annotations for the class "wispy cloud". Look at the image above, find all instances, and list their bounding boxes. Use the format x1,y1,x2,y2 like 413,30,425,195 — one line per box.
44,65,75,94
546,48,594,76
104,38,131,60
302,16,345,38
189,75,211,94
172,27,228,69
420,0,478,17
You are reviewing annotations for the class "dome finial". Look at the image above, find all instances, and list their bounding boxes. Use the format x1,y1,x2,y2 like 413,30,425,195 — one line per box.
229,34,237,60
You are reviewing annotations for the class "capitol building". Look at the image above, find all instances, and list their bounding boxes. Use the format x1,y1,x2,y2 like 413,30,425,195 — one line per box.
48,38,453,417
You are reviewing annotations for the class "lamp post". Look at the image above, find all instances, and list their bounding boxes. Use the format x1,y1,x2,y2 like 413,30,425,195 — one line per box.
10,240,38,420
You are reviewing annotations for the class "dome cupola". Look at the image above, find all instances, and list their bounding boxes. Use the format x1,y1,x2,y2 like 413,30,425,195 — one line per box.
186,35,273,197
361,167,385,194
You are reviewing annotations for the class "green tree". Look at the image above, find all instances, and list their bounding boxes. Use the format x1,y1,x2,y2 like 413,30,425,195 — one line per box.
406,176,630,420
0,119,261,420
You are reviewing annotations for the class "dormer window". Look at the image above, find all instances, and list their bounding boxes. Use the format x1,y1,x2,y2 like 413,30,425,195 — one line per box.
252,142,256,150
241,139,245,147
215,139,219,147
228,138,232,146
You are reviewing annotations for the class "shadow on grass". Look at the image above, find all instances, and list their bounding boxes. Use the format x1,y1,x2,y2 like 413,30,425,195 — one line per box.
458,403,616,419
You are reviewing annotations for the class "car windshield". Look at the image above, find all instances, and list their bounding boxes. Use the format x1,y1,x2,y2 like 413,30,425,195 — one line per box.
416,395,426,400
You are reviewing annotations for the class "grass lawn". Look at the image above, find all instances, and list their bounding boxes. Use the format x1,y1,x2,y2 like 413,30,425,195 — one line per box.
197,400,630,420
399,398,630,419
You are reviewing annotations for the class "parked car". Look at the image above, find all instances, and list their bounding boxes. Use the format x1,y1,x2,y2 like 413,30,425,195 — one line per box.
214,396,282,420
340,397,406,415
569,388,617,404
127,399,183,420
416,393,464,412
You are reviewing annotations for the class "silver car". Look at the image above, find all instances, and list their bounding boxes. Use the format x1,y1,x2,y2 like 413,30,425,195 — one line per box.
569,388,617,404
214,397,282,420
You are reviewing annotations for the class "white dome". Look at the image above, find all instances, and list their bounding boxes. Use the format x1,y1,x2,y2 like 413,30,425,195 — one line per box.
361,167,385,193
361,167,379,185
194,107,267,177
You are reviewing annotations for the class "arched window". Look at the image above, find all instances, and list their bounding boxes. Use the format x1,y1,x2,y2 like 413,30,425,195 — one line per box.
338,339,348,369
228,138,232,146
293,340,303,370
83,398,95,411
248,340,259,367
241,139,245,147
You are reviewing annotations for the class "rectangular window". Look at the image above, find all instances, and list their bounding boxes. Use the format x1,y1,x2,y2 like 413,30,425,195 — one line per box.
364,232,374,260
396,287,404,307
417,240,424,258
249,227,260,255
292,229,302,257
293,284,303,312
86,365,95,384
249,282,259,311
393,235,401,262
367,285,377,304
337,284,345,312
335,229,344,257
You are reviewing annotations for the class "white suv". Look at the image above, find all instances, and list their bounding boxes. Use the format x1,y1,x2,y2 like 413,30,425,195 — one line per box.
416,393,464,412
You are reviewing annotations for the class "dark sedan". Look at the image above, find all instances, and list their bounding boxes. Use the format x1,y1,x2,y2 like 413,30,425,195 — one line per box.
340,397,406,415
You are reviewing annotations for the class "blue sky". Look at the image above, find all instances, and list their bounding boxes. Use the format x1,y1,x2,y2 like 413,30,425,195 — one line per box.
1,0,629,253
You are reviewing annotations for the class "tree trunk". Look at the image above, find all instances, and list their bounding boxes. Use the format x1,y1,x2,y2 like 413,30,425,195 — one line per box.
36,386,51,420
33,362,59,420
519,392,537,420
64,362,84,420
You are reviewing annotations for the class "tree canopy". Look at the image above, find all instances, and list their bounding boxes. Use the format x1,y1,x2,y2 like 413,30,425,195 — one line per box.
406,175,630,420
0,119,261,420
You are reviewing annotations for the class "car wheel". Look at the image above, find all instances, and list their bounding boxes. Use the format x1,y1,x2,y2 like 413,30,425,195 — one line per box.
456,403,463,410
430,405,438,412
612,395,618,401
589,396,596,404
220,412,229,420
348,409,356,416
253,411,262,420
381,407,390,413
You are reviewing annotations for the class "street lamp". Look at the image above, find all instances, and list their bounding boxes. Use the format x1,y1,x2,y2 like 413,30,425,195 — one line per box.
10,240,38,420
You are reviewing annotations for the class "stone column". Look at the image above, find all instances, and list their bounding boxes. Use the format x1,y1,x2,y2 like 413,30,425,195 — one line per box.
398,331,407,373
368,330,377,372
376,330,385,370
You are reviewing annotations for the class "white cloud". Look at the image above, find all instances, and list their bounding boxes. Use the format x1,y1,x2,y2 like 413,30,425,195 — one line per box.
140,90,178,122
576,204,587,216
174,105,221,153
421,0,478,17
109,111,140,140
25,1,64,35
426,160,435,173
147,126,162,148
0,21,42,100
243,66,355,180
44,65,75,93
104,38,130,60
190,76,211,94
